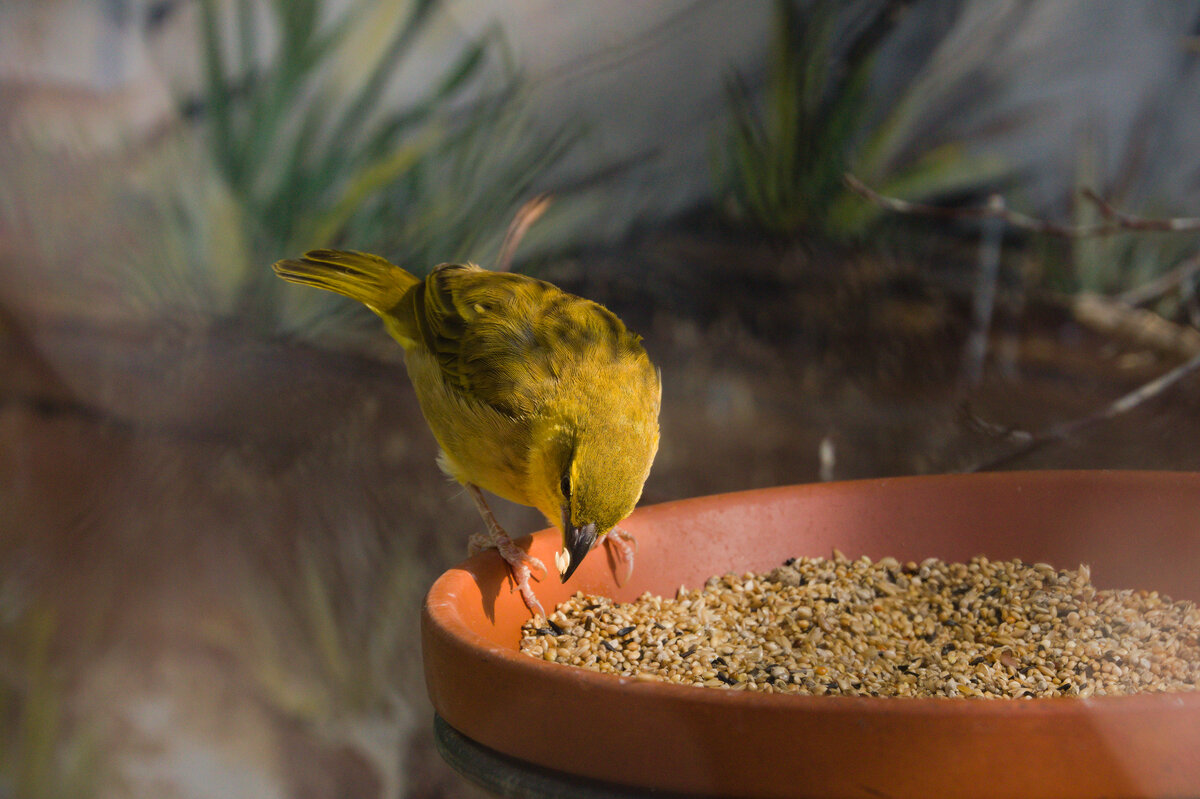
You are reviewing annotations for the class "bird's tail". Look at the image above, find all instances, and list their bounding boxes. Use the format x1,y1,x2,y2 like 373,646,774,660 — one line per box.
272,249,419,314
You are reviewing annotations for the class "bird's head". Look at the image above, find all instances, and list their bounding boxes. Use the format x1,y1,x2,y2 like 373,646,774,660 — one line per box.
530,367,661,583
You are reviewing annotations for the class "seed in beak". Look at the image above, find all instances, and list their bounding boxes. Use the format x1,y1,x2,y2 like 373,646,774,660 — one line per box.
554,547,571,577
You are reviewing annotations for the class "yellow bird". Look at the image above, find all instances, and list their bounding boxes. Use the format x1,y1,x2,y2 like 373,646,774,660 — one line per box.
273,250,661,616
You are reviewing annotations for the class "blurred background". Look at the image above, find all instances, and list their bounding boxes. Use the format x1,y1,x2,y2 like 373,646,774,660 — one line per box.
3,1,1200,796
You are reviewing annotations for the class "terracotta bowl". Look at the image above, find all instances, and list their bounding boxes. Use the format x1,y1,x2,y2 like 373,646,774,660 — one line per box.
422,471,1200,799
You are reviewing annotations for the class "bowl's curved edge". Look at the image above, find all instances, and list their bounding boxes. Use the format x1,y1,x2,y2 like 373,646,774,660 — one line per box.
422,472,1200,798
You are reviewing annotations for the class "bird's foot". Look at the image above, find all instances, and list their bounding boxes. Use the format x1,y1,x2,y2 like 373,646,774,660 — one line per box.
501,547,547,620
466,484,547,617
602,525,637,585
468,530,548,617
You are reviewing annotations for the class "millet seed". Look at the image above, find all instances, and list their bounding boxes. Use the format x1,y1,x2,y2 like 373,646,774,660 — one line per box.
518,555,1200,698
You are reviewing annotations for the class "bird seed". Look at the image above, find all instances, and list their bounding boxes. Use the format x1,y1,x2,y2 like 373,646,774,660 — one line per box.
518,553,1200,697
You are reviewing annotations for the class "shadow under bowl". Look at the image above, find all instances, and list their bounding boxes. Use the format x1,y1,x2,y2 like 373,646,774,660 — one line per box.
422,471,1200,799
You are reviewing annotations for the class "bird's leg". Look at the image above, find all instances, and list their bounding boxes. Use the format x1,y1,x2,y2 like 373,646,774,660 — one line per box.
466,484,547,617
600,525,637,586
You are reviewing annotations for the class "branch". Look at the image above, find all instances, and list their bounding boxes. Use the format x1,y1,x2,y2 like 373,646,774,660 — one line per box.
1071,292,1200,358
844,174,1200,238
1079,188,1200,233
964,349,1200,471
843,174,1200,468
960,195,1006,387
1115,250,1200,307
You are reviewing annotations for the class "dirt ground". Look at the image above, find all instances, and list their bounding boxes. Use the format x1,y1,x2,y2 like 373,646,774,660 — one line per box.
2,222,1199,798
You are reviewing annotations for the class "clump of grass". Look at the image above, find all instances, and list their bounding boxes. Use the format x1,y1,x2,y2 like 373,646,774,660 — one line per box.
223,475,429,726
1068,129,1197,298
221,500,428,798
192,0,575,332
715,0,1008,240
0,603,102,799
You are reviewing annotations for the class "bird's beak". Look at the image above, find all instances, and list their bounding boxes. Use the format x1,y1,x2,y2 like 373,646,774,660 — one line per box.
556,507,596,583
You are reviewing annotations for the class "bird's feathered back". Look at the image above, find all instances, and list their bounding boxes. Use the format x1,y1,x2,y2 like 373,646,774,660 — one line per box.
401,264,654,420
273,248,661,555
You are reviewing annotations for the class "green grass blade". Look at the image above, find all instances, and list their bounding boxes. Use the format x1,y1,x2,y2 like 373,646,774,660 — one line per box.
198,0,236,181
300,548,350,695
16,608,58,799
305,133,435,249
358,28,494,165
236,0,256,77
319,0,439,176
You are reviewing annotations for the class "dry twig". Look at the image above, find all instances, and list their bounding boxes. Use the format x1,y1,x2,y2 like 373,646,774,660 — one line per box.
1116,251,1200,307
965,349,1200,471
842,173,1200,469
1071,293,1200,358
843,174,1200,238
961,195,1006,387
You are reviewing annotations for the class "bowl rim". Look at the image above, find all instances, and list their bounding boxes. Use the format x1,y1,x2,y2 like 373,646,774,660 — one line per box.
423,470,1200,797
425,469,1200,716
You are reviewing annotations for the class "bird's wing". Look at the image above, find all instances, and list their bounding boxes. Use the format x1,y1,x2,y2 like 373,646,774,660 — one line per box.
407,264,636,418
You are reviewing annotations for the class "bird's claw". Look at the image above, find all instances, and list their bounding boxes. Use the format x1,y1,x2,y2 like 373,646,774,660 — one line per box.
506,556,547,619
488,533,546,582
470,534,548,616
602,526,637,586
464,484,546,616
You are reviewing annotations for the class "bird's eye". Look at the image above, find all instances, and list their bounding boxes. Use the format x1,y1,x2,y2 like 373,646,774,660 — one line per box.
560,472,571,499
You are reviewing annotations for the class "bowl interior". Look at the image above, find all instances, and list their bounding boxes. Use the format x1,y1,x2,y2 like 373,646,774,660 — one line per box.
438,470,1200,651
422,471,1200,799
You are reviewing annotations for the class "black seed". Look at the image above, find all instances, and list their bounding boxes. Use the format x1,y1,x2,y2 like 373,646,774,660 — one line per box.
616,625,636,637
681,646,697,659
547,619,564,635
536,627,553,636
970,656,986,666
717,672,736,685
711,656,726,667
601,640,619,652
783,557,796,566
